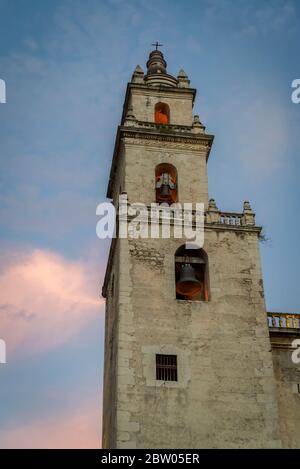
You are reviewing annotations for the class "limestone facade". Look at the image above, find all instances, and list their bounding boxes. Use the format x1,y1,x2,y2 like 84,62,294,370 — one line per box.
102,49,300,449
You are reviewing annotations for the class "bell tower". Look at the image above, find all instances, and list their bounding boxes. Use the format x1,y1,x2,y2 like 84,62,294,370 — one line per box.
102,48,282,449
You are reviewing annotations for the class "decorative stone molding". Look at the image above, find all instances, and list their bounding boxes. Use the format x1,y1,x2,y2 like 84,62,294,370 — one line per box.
206,198,220,223
124,105,137,127
177,69,190,88
242,200,255,226
204,199,260,231
122,132,212,152
131,64,144,84
192,115,205,134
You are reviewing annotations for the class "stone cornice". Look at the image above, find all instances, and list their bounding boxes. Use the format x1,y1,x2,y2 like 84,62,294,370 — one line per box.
204,223,262,234
122,128,213,147
269,330,300,350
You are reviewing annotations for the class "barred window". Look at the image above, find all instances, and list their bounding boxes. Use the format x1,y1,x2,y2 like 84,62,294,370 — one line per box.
156,354,178,382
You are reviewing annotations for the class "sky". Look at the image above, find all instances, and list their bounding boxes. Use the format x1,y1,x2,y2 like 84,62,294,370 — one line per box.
0,0,299,448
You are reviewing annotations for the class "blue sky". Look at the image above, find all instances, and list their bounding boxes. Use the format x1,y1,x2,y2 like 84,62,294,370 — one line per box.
0,0,299,447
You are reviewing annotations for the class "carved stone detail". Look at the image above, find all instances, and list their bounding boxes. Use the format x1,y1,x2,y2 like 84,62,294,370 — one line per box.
123,135,210,152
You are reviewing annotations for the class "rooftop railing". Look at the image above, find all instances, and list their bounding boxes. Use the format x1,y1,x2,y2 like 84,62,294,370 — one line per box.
268,312,300,331
219,212,243,226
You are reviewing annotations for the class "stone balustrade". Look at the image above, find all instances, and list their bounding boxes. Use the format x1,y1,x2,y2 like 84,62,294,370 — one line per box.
268,312,300,331
115,195,257,228
219,212,242,226
205,199,256,226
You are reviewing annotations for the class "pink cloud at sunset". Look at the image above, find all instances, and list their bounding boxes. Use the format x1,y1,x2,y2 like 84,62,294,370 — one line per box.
0,247,104,356
0,402,101,449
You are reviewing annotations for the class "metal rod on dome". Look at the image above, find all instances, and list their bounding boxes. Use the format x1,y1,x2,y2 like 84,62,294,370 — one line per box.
151,42,163,51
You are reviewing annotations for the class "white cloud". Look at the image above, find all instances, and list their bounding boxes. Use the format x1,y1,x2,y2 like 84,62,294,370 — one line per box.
0,247,104,355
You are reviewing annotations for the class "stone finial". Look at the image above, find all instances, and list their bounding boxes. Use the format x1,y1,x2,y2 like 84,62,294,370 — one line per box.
192,115,205,134
131,64,144,83
134,64,143,73
146,50,167,75
144,49,178,87
242,200,255,226
178,68,188,78
124,105,137,126
243,201,252,211
208,198,218,210
177,68,190,88
206,198,220,223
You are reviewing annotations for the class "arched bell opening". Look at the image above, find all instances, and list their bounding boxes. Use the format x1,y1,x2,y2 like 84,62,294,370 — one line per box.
154,102,170,124
155,163,178,205
175,245,210,301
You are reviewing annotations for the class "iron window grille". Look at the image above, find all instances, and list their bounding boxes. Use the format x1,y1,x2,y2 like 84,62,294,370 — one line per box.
156,354,178,382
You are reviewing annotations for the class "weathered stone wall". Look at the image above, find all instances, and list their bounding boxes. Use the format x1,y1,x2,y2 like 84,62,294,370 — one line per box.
271,333,300,448
111,143,125,205
102,240,120,449
130,87,194,126
112,229,281,448
123,136,209,208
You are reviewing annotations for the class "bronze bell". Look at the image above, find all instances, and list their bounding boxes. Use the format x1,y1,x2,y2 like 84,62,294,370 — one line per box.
176,263,202,297
156,172,175,202
159,183,171,199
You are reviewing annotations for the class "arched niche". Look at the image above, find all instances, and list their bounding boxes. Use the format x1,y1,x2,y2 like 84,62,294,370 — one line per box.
155,163,178,205
175,245,210,301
